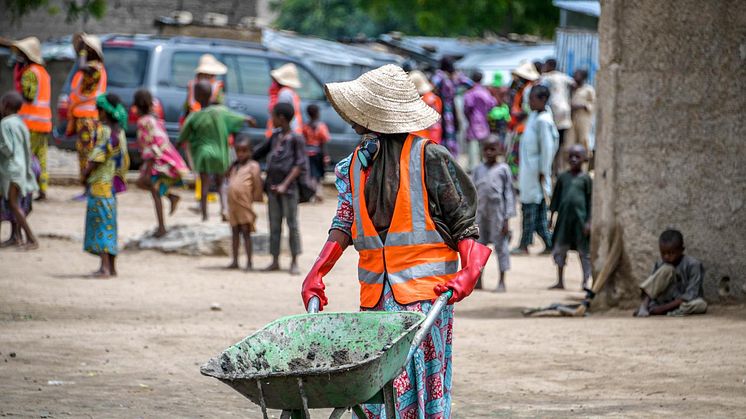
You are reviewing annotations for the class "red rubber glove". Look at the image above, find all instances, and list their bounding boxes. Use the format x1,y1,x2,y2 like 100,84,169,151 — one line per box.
434,239,492,304
301,240,344,311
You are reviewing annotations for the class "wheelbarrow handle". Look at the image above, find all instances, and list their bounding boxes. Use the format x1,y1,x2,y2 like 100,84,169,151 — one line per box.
406,290,452,364
307,296,321,314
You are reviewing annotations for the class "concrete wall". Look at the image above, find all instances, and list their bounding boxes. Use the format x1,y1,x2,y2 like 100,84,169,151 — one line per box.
591,0,746,308
0,0,260,40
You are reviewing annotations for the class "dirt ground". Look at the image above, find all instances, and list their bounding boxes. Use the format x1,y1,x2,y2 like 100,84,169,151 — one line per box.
1,185,745,418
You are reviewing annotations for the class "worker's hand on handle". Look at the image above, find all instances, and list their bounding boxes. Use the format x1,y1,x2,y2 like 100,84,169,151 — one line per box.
433,239,492,304
301,240,345,312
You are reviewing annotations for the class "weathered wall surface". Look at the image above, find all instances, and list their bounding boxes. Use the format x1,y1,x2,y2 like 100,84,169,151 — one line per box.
592,0,746,307
0,0,259,40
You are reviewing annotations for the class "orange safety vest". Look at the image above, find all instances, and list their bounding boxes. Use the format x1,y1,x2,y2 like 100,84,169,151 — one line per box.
69,65,107,118
18,63,52,133
351,134,459,308
412,92,443,144
187,78,224,113
265,87,304,138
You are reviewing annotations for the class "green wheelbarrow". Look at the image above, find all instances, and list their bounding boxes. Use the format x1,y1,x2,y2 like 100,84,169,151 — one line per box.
200,291,452,419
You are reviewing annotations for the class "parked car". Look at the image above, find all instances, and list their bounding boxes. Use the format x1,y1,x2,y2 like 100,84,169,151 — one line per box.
54,34,358,167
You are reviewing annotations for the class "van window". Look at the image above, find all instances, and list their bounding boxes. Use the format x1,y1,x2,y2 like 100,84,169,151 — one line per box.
103,47,148,88
293,65,325,101
171,52,207,88
224,55,271,96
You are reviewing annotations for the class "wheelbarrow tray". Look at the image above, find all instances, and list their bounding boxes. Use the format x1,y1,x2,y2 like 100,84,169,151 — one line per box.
201,311,425,410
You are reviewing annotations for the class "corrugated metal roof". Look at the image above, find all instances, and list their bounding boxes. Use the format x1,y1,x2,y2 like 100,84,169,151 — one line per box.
262,29,401,69
455,43,556,86
553,1,601,17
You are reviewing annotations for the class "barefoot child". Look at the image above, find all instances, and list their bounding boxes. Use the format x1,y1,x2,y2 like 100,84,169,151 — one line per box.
472,137,515,292
301,104,330,202
82,93,129,277
253,102,306,275
225,134,263,271
548,144,592,290
178,80,256,221
133,89,189,237
635,229,708,317
0,91,38,249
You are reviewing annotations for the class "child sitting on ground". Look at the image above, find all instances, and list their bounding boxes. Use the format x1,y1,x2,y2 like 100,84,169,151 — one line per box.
301,104,330,202
133,89,190,238
253,102,307,275
472,137,516,292
635,229,708,317
225,134,263,271
0,91,38,249
82,93,129,278
548,144,592,290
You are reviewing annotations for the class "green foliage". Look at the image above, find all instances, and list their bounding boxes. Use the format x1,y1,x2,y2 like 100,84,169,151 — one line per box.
5,0,107,24
271,0,379,39
273,0,558,39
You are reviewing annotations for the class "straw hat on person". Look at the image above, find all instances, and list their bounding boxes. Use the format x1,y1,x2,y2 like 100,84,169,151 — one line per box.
73,32,103,61
270,63,302,89
511,61,540,81
194,54,227,76
325,64,440,134
408,70,433,95
11,37,44,65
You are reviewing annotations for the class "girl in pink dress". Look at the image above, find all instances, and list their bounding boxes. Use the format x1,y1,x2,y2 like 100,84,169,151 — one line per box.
133,89,190,237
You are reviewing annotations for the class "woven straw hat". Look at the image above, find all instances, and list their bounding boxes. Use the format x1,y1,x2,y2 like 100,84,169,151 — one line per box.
194,54,227,75
73,32,104,61
12,37,44,65
325,64,440,134
511,61,539,81
408,70,433,95
270,63,302,89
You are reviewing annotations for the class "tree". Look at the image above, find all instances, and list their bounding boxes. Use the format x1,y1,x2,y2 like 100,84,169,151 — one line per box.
5,0,108,25
272,0,558,40
271,0,380,40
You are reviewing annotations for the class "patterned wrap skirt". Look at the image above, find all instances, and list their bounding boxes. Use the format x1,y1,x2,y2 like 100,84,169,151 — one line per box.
359,281,454,419
84,195,118,256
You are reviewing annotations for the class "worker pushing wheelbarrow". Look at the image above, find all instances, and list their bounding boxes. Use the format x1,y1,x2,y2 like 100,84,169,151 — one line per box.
203,64,492,418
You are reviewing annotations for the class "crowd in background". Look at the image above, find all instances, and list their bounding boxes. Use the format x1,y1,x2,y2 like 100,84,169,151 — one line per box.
0,32,598,289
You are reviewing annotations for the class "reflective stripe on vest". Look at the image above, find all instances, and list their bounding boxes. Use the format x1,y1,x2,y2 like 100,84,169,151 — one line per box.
351,134,459,308
264,87,304,138
70,66,107,118
18,64,52,133
187,79,223,113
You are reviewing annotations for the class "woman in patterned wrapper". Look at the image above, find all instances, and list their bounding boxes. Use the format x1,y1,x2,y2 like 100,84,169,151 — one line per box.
300,65,492,418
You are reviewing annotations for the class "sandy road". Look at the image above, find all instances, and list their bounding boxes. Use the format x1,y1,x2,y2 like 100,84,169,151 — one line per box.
1,186,745,418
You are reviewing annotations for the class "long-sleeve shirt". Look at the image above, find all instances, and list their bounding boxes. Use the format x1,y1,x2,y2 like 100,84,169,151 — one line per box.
652,256,705,303
0,114,37,199
518,108,558,204
330,134,478,250
463,83,497,141
541,70,574,130
472,161,515,243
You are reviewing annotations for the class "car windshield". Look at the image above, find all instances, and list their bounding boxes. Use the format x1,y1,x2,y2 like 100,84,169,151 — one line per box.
103,47,148,88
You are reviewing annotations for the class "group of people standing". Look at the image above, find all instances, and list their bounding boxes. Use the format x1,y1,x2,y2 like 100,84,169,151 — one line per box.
0,34,332,279
400,57,596,292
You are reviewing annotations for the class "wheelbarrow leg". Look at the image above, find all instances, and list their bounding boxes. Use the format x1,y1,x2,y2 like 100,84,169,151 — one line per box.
383,379,397,418
328,408,346,419
351,405,367,418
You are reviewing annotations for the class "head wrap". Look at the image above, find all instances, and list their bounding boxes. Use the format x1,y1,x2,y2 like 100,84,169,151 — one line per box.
96,94,128,130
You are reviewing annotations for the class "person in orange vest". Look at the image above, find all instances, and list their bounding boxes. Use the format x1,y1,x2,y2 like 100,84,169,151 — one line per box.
301,65,491,417
506,61,540,181
409,70,443,144
10,37,52,200
67,32,107,199
265,62,303,138
183,54,226,119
